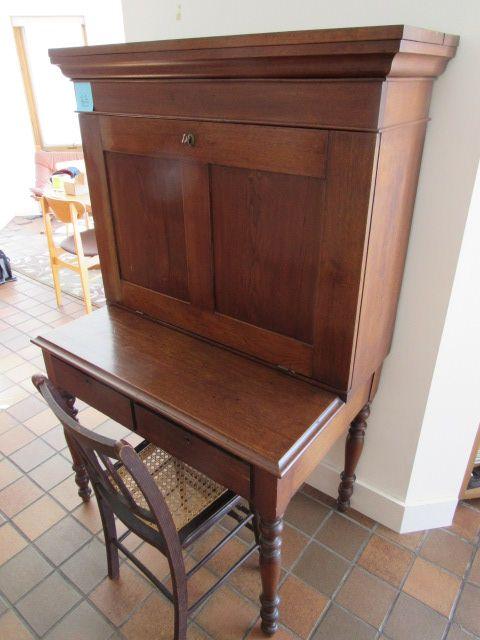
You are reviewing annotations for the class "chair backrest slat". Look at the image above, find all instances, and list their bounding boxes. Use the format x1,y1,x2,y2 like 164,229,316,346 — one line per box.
32,374,177,535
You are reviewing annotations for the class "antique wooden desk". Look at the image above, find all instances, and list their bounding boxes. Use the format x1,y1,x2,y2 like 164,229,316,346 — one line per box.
34,25,457,635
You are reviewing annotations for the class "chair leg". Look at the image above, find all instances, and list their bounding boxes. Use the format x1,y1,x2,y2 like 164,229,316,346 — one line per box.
170,564,188,640
51,264,62,307
97,495,119,579
78,264,92,314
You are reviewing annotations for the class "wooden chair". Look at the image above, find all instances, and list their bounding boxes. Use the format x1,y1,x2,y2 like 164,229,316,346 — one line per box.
33,375,259,640
40,196,99,314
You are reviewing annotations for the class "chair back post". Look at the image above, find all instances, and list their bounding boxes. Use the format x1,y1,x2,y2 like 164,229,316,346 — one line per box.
32,374,188,640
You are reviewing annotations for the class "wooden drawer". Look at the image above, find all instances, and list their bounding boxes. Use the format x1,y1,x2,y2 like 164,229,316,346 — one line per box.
134,404,251,499
100,115,328,179
50,356,134,428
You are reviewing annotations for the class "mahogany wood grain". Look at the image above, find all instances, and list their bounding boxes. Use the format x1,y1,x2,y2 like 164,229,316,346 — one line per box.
212,165,324,344
43,26,458,635
50,25,457,81
50,355,134,428
337,404,371,512
120,280,313,377
100,115,328,179
90,80,385,132
350,121,428,389
313,130,378,390
33,306,341,477
106,152,190,300
78,115,122,302
134,404,251,499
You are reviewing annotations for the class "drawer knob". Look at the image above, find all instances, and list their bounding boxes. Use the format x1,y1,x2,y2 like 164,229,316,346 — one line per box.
181,132,195,147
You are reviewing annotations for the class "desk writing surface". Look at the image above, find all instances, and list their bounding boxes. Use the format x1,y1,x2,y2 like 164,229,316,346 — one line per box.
33,305,342,475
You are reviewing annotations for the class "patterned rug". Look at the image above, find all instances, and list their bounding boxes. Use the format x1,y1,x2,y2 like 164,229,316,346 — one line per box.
0,215,106,307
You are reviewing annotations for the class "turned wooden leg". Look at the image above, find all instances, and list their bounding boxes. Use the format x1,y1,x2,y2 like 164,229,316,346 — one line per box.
59,389,92,503
337,403,370,513
249,502,261,547
259,517,283,636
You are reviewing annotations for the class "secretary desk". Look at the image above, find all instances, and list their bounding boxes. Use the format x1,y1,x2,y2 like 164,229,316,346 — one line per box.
33,25,457,635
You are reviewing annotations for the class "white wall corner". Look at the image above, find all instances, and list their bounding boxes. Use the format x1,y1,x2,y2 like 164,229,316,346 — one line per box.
307,462,458,533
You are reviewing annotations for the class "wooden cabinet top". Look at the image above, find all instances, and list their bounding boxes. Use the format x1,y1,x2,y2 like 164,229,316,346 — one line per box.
50,24,458,80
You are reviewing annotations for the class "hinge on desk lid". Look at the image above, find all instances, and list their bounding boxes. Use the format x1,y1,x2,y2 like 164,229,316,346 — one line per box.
277,364,296,375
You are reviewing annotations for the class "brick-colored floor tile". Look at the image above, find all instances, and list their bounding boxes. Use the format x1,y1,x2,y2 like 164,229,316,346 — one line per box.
279,574,328,638
6,395,44,423
0,457,22,489
61,538,108,593
121,591,173,640
336,567,397,628
0,522,28,564
36,515,91,565
16,572,81,636
293,541,349,596
0,475,43,517
24,408,59,435
0,610,34,639
0,424,36,455
448,504,480,542
384,592,448,640
316,512,370,560
468,547,480,586
446,623,479,639
29,453,72,490
89,564,152,626
50,476,83,511
301,484,338,508
282,522,309,568
358,535,413,587
9,437,55,472
247,619,297,639
227,550,261,602
187,623,212,639
454,583,480,636
0,545,52,602
285,492,330,535
43,600,113,640
403,557,461,617
421,529,473,576
311,604,377,640
13,495,66,540
73,497,103,533
196,584,258,640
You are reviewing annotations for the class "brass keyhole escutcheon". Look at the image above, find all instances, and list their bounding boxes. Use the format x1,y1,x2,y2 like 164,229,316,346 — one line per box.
181,132,196,147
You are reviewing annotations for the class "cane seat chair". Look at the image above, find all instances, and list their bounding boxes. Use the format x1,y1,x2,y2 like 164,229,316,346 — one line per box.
33,375,259,640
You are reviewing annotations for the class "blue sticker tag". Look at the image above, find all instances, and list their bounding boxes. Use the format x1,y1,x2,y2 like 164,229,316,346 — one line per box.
74,82,94,112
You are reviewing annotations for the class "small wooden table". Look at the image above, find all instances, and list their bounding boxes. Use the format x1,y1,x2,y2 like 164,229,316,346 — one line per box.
42,186,92,214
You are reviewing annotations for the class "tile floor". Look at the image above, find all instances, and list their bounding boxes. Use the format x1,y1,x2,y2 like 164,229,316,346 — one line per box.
0,274,479,639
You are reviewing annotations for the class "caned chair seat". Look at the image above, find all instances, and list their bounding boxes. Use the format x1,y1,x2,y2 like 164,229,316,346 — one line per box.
115,442,228,531
33,374,259,640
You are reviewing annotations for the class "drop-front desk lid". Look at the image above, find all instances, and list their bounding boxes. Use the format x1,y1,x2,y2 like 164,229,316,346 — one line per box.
33,305,343,476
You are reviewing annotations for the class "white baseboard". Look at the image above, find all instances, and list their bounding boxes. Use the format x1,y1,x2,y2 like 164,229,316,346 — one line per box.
307,462,457,533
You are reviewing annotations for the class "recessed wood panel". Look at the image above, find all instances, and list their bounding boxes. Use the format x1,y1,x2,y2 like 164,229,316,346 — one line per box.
105,152,189,301
212,166,324,345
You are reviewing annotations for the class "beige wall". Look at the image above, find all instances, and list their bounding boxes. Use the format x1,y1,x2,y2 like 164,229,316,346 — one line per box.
121,0,480,530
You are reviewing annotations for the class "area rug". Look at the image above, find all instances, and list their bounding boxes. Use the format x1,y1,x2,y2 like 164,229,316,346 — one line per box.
0,216,106,307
